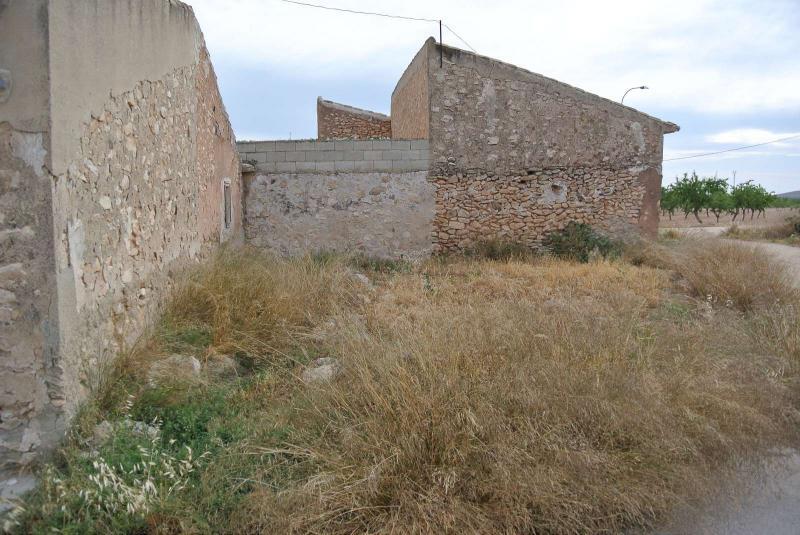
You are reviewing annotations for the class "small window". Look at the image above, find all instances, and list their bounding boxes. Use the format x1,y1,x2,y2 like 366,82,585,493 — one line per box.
223,182,231,229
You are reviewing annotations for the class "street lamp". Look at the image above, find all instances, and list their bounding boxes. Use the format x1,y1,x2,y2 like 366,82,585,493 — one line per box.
621,85,648,104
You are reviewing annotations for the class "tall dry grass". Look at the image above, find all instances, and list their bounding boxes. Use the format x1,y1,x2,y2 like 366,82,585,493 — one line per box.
668,239,797,311
723,218,799,242
20,242,799,534
164,247,359,358
232,257,800,534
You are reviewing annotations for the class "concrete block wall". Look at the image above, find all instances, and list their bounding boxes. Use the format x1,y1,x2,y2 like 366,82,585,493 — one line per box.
237,139,429,173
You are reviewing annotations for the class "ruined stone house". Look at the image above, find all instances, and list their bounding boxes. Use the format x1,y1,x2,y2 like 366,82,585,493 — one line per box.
239,37,678,258
0,2,677,477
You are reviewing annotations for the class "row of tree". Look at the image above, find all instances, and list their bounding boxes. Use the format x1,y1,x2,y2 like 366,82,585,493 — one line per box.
660,172,778,223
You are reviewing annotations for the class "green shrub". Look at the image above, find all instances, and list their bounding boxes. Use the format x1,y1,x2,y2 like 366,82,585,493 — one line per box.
544,222,621,262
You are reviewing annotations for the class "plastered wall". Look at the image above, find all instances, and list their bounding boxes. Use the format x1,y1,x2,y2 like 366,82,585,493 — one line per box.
0,0,62,473
244,170,435,259
239,139,432,258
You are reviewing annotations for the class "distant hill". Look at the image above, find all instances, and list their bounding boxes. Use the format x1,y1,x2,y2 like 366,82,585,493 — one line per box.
778,190,800,199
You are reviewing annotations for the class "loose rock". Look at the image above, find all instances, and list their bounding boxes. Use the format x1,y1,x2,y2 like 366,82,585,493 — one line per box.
92,420,113,443
127,420,159,439
147,354,202,387
352,272,372,287
205,354,243,380
302,357,341,383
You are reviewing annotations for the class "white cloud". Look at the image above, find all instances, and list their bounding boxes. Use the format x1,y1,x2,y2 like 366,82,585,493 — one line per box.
706,128,800,145
188,0,800,114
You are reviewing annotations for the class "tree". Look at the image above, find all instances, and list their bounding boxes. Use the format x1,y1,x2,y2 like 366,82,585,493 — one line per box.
659,186,679,220
659,175,781,224
731,181,774,220
707,188,734,223
671,172,709,223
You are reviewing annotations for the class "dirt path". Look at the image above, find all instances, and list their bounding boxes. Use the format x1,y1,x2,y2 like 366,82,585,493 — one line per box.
745,241,800,286
666,228,800,287
656,237,800,534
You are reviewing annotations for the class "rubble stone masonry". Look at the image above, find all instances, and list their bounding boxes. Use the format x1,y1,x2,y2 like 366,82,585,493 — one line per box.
317,98,391,140
51,48,241,432
422,39,677,252
433,167,656,251
390,43,429,140
0,123,59,470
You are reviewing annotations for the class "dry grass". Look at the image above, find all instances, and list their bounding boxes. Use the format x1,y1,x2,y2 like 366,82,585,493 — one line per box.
749,303,800,370
659,228,683,240
17,244,800,534
163,246,359,359
230,256,800,534
667,239,797,311
723,221,800,247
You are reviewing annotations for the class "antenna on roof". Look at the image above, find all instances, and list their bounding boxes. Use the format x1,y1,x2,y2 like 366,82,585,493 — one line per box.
439,20,443,68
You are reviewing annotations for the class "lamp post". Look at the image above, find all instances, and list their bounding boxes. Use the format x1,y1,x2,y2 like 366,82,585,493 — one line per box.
621,85,648,104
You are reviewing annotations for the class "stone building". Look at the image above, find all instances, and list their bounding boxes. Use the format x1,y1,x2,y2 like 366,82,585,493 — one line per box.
0,9,677,478
239,37,678,257
0,0,240,478
317,97,391,140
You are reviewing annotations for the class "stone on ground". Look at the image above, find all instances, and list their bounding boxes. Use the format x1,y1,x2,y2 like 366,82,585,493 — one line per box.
147,354,201,387
205,354,243,380
302,357,341,383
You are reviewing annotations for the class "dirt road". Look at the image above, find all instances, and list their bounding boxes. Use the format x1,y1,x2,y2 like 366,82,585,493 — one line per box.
656,237,800,534
669,227,800,286
750,242,800,285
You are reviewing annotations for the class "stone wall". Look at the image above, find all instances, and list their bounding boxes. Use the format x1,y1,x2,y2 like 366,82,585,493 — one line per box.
433,167,657,251
317,98,391,140
244,171,434,259
0,123,61,471
0,0,241,472
0,0,62,474
423,41,677,251
390,41,430,140
237,138,429,173
239,139,431,258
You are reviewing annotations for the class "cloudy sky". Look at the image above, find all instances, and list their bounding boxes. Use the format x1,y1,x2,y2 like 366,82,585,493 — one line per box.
189,0,799,194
